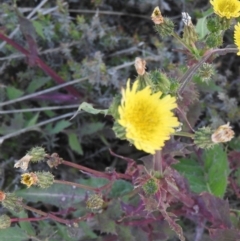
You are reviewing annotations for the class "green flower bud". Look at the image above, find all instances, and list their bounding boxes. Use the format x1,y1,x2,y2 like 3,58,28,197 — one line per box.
154,18,174,37
194,126,215,149
142,177,159,196
0,215,11,229
207,17,221,33
35,172,54,189
206,33,223,48
197,63,215,83
86,194,104,213
27,147,47,163
149,70,171,94
1,193,23,213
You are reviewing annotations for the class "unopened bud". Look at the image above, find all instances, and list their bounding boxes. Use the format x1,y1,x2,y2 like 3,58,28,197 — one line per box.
86,194,104,213
35,172,54,189
197,63,215,83
1,193,23,213
142,177,159,196
206,33,223,47
135,57,146,76
194,126,215,149
0,215,11,229
211,123,234,143
27,147,46,162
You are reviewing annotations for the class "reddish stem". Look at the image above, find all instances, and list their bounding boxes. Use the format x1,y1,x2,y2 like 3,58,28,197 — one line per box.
0,33,81,98
62,160,132,180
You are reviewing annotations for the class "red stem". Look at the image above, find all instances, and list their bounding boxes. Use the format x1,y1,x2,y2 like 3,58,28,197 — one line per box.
0,33,81,98
62,160,132,180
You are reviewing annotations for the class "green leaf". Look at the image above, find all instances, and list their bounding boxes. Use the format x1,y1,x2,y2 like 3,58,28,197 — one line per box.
50,120,72,134
16,178,108,209
24,113,39,128
26,77,50,93
109,179,133,198
12,211,35,236
68,133,83,155
203,145,229,197
80,122,105,136
32,20,45,39
6,86,24,99
173,145,229,197
195,8,213,39
71,102,108,119
0,227,29,241
173,158,208,194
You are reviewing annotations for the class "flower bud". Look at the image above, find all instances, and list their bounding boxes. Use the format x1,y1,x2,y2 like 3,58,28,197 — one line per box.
149,70,171,94
0,215,11,229
35,171,54,189
21,172,54,189
154,18,174,37
211,123,234,143
197,63,215,83
1,192,23,213
206,33,223,48
86,194,104,213
194,126,216,149
142,177,159,196
27,147,46,162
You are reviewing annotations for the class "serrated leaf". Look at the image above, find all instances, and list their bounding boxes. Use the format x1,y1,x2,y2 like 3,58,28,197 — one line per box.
50,120,72,134
0,227,29,241
71,102,108,119
68,133,83,155
6,86,24,99
203,145,229,197
97,212,117,234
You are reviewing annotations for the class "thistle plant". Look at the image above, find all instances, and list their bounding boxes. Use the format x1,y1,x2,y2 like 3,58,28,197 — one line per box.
0,1,240,241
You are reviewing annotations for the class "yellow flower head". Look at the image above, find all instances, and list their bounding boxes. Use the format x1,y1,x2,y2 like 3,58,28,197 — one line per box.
210,0,240,19
21,173,38,188
234,23,240,55
118,80,179,154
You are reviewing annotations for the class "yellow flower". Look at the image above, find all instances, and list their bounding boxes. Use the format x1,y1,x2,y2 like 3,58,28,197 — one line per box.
118,80,179,154
210,0,240,19
21,173,38,188
234,23,240,55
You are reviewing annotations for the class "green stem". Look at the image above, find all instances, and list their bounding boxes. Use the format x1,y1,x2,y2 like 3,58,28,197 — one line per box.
178,47,238,95
173,132,194,138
